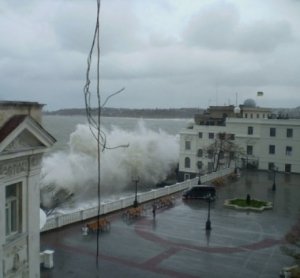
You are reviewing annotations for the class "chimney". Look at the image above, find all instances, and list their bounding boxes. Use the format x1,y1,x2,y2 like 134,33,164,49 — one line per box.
0,101,44,128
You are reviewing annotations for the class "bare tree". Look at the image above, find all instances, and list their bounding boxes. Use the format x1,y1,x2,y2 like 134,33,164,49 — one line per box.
205,132,244,171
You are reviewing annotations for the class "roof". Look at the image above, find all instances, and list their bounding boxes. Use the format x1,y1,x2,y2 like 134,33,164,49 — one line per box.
0,114,56,145
0,115,26,143
0,100,44,107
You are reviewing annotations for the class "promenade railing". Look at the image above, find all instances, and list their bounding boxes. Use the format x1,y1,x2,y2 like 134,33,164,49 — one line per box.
41,167,233,232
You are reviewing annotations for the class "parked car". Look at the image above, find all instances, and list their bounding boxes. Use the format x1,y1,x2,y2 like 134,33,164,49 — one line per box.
182,185,216,200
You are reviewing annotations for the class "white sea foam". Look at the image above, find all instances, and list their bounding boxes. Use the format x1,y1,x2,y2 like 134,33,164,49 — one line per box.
40,119,179,206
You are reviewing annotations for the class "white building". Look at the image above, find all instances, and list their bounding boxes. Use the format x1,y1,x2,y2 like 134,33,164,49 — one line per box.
179,99,300,181
0,101,55,278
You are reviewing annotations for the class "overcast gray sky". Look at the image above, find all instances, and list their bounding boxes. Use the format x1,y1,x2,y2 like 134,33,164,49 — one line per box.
1,0,300,110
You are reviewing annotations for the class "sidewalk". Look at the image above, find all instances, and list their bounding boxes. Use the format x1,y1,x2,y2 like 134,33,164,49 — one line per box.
41,171,299,277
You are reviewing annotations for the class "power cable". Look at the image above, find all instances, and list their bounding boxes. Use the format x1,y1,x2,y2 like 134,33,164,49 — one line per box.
83,0,128,268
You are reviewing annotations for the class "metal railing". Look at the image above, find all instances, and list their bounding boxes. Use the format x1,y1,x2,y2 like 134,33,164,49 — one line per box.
41,167,233,232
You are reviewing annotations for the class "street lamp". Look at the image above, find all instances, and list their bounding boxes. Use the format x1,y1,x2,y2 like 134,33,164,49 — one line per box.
198,170,201,185
272,166,278,191
132,176,139,207
205,193,212,231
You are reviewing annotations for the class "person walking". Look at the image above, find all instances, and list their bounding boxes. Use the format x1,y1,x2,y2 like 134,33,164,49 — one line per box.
152,203,156,219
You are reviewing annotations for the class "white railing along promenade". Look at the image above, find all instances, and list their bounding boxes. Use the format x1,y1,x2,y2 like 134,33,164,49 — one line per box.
41,167,233,232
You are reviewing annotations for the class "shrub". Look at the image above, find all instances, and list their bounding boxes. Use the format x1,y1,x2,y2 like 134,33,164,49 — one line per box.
212,177,225,186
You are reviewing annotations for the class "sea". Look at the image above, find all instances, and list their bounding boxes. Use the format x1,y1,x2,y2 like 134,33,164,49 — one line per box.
41,115,191,209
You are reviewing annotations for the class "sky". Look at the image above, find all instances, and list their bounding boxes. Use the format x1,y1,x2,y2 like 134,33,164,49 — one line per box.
0,0,300,111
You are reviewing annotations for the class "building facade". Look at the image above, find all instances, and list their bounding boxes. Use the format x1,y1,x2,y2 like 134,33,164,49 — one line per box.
0,101,55,278
179,100,300,181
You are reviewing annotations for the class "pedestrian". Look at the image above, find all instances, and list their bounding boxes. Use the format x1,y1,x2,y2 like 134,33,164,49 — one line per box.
246,194,251,205
152,203,156,218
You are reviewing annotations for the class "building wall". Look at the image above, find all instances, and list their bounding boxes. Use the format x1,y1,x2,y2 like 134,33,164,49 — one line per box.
0,155,42,278
179,125,229,181
0,102,54,278
179,117,300,180
227,118,300,173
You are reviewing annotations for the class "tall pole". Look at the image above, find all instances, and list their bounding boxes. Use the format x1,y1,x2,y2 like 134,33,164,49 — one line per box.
206,194,211,230
133,176,139,207
272,168,276,191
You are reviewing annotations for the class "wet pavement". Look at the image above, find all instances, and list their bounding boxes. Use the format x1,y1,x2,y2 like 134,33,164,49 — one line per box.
41,170,300,278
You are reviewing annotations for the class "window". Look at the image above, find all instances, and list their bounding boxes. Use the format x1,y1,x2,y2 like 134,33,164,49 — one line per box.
268,162,275,170
287,128,293,138
207,162,214,172
208,133,214,139
207,149,213,159
198,132,203,138
184,173,190,180
269,145,275,154
184,157,191,168
285,164,291,173
218,133,225,140
250,114,253,118
185,141,191,150
197,161,203,169
270,128,276,137
197,149,203,157
5,183,22,237
248,126,253,135
286,146,292,156
219,151,224,159
245,113,248,118
256,114,260,118
247,145,253,155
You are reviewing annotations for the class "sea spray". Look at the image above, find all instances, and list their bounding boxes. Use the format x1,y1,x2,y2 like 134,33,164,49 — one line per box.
40,119,179,208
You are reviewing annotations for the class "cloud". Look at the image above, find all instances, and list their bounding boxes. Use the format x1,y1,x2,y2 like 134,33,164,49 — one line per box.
183,1,293,53
52,0,145,54
0,0,300,110
236,20,293,52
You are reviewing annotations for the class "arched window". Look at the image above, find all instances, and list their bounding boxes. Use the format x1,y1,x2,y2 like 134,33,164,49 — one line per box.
184,157,190,168
197,149,203,157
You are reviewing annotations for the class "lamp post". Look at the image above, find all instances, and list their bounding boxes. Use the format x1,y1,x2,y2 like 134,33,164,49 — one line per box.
132,176,139,207
198,170,201,185
205,194,212,231
272,166,277,191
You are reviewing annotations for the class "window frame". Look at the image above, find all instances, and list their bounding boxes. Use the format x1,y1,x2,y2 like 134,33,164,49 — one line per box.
197,161,203,169
248,126,253,135
269,145,275,155
184,157,191,168
197,149,203,157
185,140,191,150
270,127,276,137
286,146,292,156
208,132,214,139
268,162,275,170
5,183,22,238
247,145,253,155
287,128,293,138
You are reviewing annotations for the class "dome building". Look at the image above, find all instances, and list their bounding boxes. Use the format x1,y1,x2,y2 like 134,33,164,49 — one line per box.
178,99,300,181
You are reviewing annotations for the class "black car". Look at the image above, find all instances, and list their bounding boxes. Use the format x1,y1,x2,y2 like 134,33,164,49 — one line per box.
182,185,216,200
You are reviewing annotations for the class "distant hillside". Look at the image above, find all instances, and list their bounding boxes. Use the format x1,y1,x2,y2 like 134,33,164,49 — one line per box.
44,106,300,119
44,107,203,119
